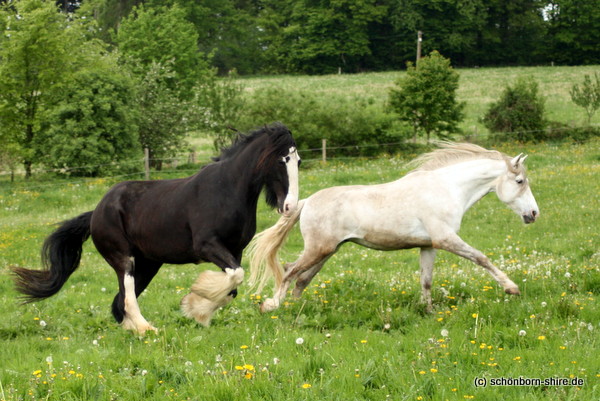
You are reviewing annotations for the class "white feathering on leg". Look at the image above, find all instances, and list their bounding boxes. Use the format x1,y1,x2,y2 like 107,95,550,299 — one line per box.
181,268,244,326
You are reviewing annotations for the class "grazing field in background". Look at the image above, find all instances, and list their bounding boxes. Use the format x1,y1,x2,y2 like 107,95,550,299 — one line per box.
239,65,600,136
0,137,598,400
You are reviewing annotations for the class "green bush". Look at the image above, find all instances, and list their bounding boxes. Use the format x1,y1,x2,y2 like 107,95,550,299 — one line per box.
482,78,546,142
233,88,411,158
570,73,600,125
388,51,465,142
37,69,141,176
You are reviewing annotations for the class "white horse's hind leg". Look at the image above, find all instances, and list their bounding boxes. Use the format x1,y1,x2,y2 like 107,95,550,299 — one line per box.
293,257,331,298
419,247,437,312
433,232,520,295
261,247,335,313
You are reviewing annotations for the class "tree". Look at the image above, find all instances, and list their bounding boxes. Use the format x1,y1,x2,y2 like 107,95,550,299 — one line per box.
261,0,386,74
545,0,600,65
116,4,210,99
37,67,140,176
134,61,193,169
570,73,600,125
482,78,546,142
388,51,464,142
0,0,95,177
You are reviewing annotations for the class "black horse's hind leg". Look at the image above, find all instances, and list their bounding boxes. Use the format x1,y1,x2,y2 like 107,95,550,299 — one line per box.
108,256,158,334
181,240,244,326
112,256,162,322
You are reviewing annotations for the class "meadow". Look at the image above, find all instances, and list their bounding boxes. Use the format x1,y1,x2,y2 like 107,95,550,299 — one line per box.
1,66,599,401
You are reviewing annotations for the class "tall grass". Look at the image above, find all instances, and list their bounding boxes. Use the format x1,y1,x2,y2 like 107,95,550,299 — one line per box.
0,138,598,400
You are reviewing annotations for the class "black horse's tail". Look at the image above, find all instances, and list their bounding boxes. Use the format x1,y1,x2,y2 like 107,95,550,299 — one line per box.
12,211,93,302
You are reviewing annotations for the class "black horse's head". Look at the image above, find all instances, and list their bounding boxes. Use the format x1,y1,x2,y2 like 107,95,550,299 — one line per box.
216,122,300,216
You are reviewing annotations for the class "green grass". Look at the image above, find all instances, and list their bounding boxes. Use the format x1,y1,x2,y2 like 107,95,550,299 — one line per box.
239,65,600,135
1,138,599,400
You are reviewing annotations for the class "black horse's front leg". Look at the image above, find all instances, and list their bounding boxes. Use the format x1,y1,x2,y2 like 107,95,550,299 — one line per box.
181,239,244,326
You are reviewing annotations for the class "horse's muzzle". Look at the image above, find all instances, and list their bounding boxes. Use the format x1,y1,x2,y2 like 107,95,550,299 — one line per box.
522,209,538,224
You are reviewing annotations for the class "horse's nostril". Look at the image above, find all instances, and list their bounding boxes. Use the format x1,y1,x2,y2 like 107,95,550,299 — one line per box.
532,210,537,217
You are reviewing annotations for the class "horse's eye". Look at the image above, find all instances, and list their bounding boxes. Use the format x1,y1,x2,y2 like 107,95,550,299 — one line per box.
516,178,524,185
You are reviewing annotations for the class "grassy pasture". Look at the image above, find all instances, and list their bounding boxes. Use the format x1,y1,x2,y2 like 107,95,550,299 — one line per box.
0,136,598,400
1,65,600,400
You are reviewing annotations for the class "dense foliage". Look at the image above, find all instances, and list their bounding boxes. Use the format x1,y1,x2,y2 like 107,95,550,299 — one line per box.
86,0,600,74
482,78,547,142
388,51,464,142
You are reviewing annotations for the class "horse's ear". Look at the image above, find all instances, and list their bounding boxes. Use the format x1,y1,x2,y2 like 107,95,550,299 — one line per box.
510,153,527,169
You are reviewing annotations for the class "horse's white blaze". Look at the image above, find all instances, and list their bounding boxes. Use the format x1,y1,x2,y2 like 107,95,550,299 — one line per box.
122,273,156,334
281,147,300,217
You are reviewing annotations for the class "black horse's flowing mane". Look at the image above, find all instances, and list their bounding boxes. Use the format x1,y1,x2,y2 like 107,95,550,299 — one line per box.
214,122,295,163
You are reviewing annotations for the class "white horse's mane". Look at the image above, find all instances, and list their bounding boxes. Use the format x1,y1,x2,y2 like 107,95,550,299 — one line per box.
409,142,518,172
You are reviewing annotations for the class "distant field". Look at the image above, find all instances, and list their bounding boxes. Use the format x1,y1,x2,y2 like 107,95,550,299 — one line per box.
238,65,600,135
0,138,598,400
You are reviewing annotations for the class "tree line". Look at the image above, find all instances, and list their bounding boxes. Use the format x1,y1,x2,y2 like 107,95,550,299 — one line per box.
87,0,599,75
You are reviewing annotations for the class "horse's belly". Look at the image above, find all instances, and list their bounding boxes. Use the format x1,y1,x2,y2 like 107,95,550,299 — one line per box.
355,231,432,251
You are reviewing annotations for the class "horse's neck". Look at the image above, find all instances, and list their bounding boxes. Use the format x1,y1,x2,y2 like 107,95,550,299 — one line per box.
438,158,507,211
220,144,265,202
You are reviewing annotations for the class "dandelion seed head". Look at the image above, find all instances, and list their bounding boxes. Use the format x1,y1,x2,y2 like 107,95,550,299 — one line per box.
295,337,304,345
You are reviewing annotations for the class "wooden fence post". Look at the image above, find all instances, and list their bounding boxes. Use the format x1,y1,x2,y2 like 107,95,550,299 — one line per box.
144,148,150,180
322,139,327,163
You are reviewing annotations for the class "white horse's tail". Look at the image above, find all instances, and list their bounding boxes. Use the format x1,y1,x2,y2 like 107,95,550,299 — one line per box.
247,199,305,294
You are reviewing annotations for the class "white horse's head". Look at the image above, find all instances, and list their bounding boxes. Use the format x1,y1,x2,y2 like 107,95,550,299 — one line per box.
496,154,539,224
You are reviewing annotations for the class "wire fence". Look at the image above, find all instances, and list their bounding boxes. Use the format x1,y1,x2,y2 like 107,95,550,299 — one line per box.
1,123,597,192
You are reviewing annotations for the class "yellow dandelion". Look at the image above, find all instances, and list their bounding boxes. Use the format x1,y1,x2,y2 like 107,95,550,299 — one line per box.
240,345,249,349
243,364,255,371
32,370,42,376
538,335,546,340
235,366,244,371
430,368,438,373
360,340,367,344
472,313,478,318
244,372,253,379
302,383,312,389
418,370,426,375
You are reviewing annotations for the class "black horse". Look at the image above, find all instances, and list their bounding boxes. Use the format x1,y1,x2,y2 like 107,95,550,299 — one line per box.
12,123,300,333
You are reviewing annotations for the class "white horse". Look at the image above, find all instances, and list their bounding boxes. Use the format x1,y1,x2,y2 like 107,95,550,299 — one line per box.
248,142,539,313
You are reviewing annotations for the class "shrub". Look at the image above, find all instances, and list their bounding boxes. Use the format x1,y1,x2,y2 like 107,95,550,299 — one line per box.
570,73,600,125
37,69,141,176
388,51,465,142
482,78,546,142
233,88,411,158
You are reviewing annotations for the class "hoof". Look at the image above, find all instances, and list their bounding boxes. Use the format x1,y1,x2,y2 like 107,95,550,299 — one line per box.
121,317,158,335
260,298,278,313
505,287,521,295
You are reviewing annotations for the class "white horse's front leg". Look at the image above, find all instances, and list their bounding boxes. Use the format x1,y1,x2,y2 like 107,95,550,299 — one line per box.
419,247,437,312
433,233,520,295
